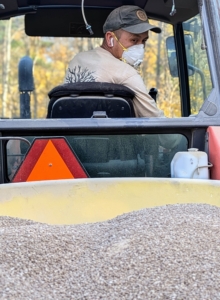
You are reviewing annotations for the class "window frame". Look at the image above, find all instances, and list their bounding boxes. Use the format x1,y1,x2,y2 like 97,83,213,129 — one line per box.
173,23,191,117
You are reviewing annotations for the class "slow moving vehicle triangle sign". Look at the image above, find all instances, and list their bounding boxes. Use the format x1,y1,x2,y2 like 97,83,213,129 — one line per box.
27,140,74,181
12,138,88,182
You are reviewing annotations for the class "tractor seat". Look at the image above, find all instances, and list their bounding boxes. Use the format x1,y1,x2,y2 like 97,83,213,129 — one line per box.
47,82,136,118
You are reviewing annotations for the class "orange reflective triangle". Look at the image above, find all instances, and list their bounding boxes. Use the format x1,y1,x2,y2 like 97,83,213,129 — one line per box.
27,140,74,181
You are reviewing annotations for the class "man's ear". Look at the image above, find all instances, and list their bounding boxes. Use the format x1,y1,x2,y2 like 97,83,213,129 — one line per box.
105,32,114,48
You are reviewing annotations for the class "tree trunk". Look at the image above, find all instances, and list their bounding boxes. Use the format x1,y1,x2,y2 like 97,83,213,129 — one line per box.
156,24,162,89
2,19,12,118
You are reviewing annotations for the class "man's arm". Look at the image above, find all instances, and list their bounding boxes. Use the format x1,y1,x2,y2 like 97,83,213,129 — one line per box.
122,73,164,118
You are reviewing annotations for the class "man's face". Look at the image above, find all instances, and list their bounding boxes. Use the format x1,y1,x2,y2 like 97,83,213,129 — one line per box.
112,30,149,59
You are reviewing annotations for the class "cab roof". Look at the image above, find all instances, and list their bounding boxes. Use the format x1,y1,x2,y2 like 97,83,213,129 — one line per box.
0,0,199,37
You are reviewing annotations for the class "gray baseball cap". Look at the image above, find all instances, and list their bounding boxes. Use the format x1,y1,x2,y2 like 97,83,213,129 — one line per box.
103,6,161,34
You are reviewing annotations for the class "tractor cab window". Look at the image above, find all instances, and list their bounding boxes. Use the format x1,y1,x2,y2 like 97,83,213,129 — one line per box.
0,14,212,119
183,15,213,114
166,15,213,116
6,133,187,181
0,16,181,119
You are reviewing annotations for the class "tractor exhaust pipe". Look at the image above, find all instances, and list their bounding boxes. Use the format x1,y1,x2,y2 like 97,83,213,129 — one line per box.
18,56,34,118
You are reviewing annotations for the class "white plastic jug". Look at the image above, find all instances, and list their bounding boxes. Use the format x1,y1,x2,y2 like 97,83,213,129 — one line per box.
171,148,210,179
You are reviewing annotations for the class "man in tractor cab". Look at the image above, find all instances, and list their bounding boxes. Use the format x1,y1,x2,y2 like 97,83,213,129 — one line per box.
65,5,164,118
7,6,180,181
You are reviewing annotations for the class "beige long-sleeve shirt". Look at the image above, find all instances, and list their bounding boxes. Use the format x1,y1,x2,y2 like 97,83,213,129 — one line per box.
65,47,164,118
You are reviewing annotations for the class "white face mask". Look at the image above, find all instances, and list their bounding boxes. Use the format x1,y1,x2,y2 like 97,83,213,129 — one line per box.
112,33,145,68
122,44,145,68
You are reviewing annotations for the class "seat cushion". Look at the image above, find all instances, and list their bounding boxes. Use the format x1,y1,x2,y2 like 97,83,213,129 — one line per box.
47,82,135,118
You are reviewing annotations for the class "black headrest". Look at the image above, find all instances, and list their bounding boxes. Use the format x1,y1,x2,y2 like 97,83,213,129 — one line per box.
48,82,135,99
